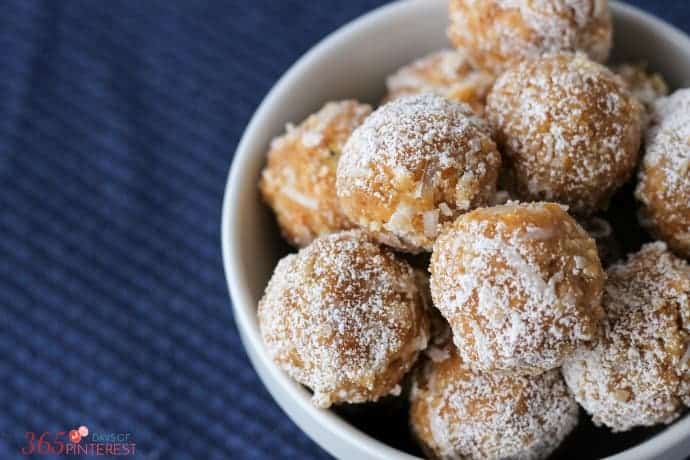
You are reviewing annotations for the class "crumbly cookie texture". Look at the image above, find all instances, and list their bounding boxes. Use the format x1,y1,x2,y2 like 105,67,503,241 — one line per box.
562,242,690,431
410,344,579,460
383,49,495,115
430,202,605,375
258,231,429,408
635,89,690,258
487,53,642,214
337,94,501,253
448,0,612,74
259,100,372,247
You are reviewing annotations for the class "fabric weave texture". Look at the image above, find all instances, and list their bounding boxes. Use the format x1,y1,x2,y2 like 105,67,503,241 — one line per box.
0,1,688,459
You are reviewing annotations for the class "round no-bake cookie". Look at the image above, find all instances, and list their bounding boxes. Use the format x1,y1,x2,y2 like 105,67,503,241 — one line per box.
410,344,579,460
487,53,643,214
258,231,429,408
636,89,690,258
260,100,371,247
430,202,605,375
383,49,495,115
337,94,501,253
562,242,690,431
448,0,612,74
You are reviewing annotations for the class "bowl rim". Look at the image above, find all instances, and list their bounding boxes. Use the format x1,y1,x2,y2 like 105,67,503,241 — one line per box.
221,1,690,459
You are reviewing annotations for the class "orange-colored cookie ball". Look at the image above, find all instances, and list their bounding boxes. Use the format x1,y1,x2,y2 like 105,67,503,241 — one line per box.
635,89,690,258
337,94,501,253
410,344,578,460
614,62,669,128
258,231,429,408
487,53,643,214
383,49,495,115
448,0,612,74
259,100,372,247
562,242,690,431
430,202,605,375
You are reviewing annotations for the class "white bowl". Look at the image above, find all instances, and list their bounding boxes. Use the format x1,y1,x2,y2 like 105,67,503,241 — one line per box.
222,1,690,458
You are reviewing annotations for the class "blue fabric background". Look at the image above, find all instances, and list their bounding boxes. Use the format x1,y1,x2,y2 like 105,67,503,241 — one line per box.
0,1,688,459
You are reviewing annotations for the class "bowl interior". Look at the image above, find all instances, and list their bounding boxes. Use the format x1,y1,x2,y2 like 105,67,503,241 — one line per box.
223,1,690,459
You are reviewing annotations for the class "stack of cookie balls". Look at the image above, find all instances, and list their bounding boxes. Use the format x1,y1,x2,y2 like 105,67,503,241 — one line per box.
256,0,690,458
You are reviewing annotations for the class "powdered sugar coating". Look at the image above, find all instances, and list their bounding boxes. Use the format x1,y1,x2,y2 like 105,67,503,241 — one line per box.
635,89,690,258
562,242,690,431
430,202,605,375
260,100,372,247
448,0,612,74
258,231,429,408
337,94,501,253
487,53,642,214
410,345,579,460
383,49,495,115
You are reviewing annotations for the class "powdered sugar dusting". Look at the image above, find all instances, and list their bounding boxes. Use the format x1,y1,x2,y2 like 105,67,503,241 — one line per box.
410,346,579,459
258,231,429,408
487,53,642,213
448,0,612,73
499,0,608,49
384,49,495,114
430,202,604,374
337,93,501,253
259,100,372,246
562,242,690,431
635,89,690,256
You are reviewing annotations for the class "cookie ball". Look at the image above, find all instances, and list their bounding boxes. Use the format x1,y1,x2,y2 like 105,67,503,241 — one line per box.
410,344,579,460
562,242,690,431
258,231,429,408
448,0,612,74
487,53,643,214
383,49,495,115
430,202,605,375
614,62,668,128
635,89,690,258
337,94,501,253
259,100,372,247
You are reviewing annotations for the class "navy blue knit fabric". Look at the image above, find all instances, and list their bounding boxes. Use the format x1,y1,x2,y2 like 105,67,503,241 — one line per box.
0,1,688,459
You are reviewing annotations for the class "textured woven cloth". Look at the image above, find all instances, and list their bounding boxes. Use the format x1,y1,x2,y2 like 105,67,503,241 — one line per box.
0,1,688,459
